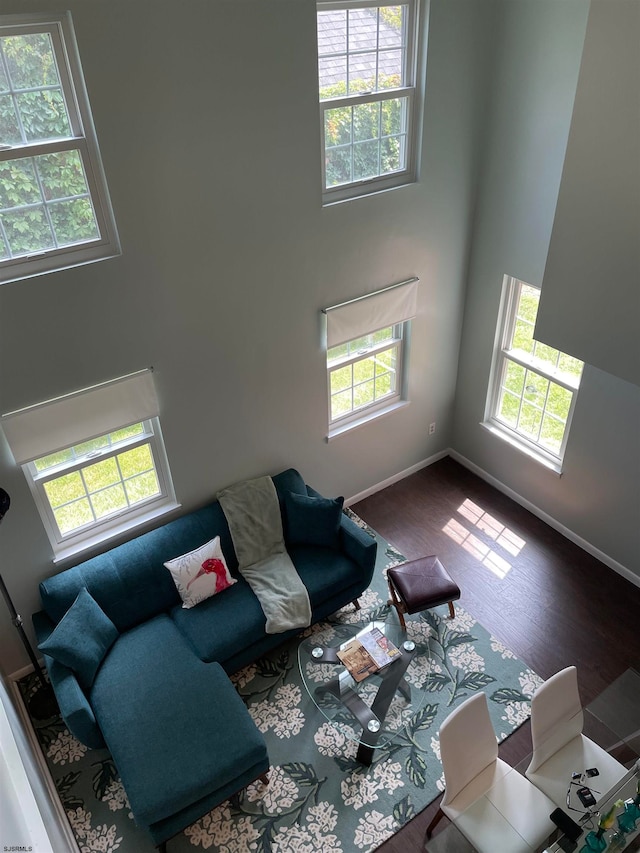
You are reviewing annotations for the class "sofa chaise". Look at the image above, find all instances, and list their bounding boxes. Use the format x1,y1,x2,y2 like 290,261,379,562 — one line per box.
32,468,377,848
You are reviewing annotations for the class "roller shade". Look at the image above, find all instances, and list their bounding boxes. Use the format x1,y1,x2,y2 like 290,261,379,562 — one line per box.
324,278,419,350
1,369,159,465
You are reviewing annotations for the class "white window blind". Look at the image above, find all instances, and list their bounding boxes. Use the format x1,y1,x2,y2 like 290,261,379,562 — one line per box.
324,278,419,349
1,369,158,464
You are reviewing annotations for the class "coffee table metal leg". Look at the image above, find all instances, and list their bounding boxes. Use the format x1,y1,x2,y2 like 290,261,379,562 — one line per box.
315,649,414,766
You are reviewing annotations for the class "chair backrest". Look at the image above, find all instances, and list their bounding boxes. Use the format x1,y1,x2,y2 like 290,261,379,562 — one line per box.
440,692,498,807
527,665,584,773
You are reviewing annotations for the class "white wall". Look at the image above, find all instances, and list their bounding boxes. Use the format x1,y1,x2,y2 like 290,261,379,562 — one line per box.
536,0,640,386
452,0,640,578
0,0,493,675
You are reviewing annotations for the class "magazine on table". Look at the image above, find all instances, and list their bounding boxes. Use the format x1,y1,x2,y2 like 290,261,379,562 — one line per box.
336,626,401,682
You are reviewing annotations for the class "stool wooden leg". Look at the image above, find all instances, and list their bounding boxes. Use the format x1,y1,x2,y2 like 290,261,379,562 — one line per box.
387,578,407,631
259,772,270,785
448,601,456,619
352,598,361,611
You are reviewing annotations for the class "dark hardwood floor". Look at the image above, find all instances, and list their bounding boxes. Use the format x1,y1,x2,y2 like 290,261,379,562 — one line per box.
351,455,640,853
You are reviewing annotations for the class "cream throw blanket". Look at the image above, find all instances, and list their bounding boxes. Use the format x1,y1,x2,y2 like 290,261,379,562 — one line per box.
217,476,312,634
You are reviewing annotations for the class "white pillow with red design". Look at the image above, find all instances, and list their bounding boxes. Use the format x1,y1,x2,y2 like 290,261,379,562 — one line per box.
164,536,236,609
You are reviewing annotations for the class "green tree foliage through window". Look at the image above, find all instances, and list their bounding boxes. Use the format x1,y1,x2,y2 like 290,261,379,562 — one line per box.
0,13,117,282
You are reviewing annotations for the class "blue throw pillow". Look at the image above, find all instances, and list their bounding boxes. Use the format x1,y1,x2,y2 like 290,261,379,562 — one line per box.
284,492,344,549
38,588,119,690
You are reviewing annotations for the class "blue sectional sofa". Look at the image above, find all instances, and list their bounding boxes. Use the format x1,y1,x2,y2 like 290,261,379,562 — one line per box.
33,468,377,848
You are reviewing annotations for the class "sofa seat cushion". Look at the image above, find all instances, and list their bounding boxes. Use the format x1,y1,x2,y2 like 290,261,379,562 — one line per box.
289,544,365,609
91,615,267,827
171,576,267,664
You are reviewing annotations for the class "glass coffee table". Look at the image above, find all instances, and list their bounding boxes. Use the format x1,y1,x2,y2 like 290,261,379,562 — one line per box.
298,612,432,765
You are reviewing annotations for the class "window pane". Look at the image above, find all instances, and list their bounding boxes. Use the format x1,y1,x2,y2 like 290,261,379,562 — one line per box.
353,102,379,143
558,353,583,381
504,361,525,394
331,388,353,420
17,89,70,142
83,457,119,493
378,48,403,88
354,357,374,383
354,379,375,408
0,151,100,258
317,9,347,57
319,55,346,94
1,206,54,256
546,383,572,420
109,423,145,443
381,135,402,173
125,470,160,504
353,139,379,181
0,93,22,145
375,373,392,397
4,33,60,89
54,498,93,534
325,147,352,187
34,448,74,473
349,52,377,94
325,107,352,146
324,97,407,190
348,8,378,51
539,414,564,454
330,364,352,393
0,158,40,208
498,389,520,427
1,33,72,142
91,483,127,519
44,471,85,508
49,198,99,245
519,401,543,440
372,326,394,345
532,341,560,372
512,316,535,353
74,435,110,457
518,285,539,322
118,444,153,479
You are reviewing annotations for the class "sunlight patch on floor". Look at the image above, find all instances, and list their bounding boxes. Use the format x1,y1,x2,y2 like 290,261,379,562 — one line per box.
442,500,526,579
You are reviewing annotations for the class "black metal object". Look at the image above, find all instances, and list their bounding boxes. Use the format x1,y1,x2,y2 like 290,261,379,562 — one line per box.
0,487,58,720
314,644,415,766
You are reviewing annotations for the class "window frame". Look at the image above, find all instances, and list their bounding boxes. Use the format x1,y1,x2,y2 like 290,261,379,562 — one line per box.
327,321,409,437
0,11,120,285
317,0,420,205
23,417,177,561
483,276,583,472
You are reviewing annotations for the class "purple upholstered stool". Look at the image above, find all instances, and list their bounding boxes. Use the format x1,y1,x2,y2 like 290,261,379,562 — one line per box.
387,555,460,630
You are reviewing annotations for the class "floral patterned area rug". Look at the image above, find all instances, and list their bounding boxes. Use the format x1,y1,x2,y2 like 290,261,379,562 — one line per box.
18,512,542,853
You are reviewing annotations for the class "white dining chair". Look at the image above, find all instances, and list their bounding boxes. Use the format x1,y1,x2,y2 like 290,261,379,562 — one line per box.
426,692,556,853
525,665,627,810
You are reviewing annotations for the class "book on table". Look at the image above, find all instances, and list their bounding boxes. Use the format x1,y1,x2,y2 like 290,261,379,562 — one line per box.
336,626,401,682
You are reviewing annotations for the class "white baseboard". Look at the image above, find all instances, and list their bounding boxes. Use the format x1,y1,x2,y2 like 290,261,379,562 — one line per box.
449,449,639,589
345,450,449,506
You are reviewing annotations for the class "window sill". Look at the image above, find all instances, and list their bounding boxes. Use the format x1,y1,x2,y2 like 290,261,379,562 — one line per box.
480,421,563,476
327,400,410,442
52,500,182,564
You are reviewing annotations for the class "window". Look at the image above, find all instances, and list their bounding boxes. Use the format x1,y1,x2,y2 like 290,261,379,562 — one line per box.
484,276,584,470
1,371,177,559
317,0,419,204
0,12,119,285
324,277,418,436
328,324,403,422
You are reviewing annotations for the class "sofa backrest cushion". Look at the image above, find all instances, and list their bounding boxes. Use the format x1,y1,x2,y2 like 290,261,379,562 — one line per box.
39,468,308,632
40,501,235,632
